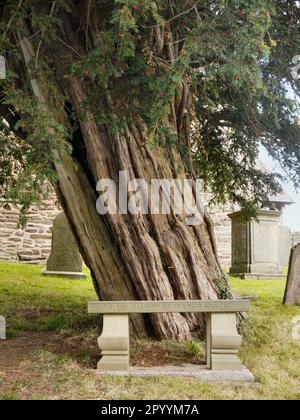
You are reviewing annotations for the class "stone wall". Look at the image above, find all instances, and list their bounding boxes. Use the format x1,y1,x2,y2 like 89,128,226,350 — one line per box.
208,201,238,268
0,197,60,263
0,193,237,267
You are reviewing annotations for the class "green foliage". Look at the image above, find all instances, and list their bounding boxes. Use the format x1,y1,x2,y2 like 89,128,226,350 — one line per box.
43,316,67,331
188,1,299,211
186,340,205,358
216,276,233,300
0,0,299,216
0,393,19,401
0,76,70,223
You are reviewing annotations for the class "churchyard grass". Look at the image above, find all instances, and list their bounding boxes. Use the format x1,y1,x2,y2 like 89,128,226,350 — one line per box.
0,262,299,400
0,263,96,338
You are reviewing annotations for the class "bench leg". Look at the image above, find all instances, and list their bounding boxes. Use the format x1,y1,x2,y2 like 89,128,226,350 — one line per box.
206,313,212,368
206,313,243,371
97,314,129,372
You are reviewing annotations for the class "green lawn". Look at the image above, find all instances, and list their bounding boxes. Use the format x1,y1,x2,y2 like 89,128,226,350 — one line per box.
0,262,299,400
0,262,98,337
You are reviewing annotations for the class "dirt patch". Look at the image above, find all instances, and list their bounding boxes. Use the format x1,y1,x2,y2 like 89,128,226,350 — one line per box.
130,340,205,367
0,331,99,370
0,332,56,371
0,332,205,397
0,332,55,394
0,331,101,397
0,332,204,373
21,309,57,322
0,330,208,399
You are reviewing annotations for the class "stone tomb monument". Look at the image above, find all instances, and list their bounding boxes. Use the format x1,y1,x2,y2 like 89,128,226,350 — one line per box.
283,245,300,305
44,212,86,279
229,210,284,279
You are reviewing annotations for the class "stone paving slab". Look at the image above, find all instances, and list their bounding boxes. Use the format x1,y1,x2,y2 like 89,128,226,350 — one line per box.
43,271,86,279
96,364,255,383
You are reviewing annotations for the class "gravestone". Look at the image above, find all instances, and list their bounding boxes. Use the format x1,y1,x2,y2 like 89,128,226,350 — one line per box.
279,225,293,269
44,212,86,279
293,232,300,247
0,316,5,339
229,210,283,279
283,245,300,305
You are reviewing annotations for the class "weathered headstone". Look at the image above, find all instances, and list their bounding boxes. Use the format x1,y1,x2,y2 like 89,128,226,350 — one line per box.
44,212,86,279
279,225,293,269
283,245,300,305
0,316,5,339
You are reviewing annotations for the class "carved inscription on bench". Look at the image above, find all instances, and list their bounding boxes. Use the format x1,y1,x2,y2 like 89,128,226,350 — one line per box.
88,300,250,314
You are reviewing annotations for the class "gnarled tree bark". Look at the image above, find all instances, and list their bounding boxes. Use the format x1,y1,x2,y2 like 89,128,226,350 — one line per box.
3,0,231,341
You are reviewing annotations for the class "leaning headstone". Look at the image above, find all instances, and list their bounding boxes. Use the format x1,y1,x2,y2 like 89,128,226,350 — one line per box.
44,212,86,279
283,245,300,305
0,316,5,339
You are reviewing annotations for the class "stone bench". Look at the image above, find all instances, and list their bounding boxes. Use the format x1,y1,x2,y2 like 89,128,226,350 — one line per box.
88,300,250,372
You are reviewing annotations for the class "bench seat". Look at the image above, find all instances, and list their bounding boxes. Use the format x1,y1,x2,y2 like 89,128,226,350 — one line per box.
88,300,250,372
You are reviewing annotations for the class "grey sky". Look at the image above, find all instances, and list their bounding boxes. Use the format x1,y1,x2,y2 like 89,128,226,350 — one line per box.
261,148,300,233
261,81,300,233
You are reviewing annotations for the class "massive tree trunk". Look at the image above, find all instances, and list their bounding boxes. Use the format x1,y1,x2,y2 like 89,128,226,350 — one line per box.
2,1,231,341
56,94,228,341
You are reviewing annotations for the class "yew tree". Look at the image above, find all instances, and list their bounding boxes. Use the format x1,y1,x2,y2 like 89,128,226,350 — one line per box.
0,0,300,340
